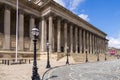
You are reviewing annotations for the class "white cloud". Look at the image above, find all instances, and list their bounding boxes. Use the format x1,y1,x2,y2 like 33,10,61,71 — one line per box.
78,14,90,21
53,0,65,7
54,0,85,11
53,0,90,21
108,34,120,49
70,0,85,10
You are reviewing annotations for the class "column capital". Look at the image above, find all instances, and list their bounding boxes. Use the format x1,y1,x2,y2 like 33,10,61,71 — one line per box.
56,16,63,20
69,22,74,26
63,19,69,24
4,4,11,10
30,14,36,19
18,9,24,15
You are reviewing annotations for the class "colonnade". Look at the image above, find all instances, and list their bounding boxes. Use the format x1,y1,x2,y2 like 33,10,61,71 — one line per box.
0,4,107,54
40,14,107,54
0,5,39,51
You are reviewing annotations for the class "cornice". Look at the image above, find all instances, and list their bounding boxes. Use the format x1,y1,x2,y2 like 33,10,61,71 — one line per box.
0,0,41,17
51,0,107,36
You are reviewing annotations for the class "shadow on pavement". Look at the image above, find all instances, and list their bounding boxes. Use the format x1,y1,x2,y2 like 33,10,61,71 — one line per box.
45,75,58,80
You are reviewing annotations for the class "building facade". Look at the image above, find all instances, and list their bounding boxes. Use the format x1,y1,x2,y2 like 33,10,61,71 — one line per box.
0,0,108,58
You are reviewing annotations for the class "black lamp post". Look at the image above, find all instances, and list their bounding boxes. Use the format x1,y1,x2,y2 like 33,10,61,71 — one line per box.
66,47,69,65
46,42,51,68
97,51,99,61
104,52,107,61
85,49,88,63
31,28,40,80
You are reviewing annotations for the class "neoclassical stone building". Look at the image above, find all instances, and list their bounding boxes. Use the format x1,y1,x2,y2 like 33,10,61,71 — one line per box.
0,0,108,58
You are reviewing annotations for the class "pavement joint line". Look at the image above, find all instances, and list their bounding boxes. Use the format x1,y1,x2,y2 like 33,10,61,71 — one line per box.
42,68,54,80
79,74,82,77
47,67,60,80
69,66,78,80
42,65,66,80
70,66,74,70
69,72,77,80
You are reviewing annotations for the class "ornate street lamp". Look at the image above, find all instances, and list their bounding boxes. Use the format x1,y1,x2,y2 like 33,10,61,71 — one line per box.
66,47,69,65
46,42,51,68
85,49,88,63
31,28,40,80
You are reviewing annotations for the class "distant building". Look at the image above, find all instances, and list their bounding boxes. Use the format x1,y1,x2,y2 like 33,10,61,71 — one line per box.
108,47,120,55
0,0,108,58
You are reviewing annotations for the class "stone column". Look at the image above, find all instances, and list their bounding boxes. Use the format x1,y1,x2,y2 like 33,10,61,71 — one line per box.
29,15,35,51
75,27,78,53
99,38,101,53
100,39,102,53
83,30,86,53
79,29,82,54
64,21,67,53
18,11,24,51
96,37,98,52
101,39,103,53
92,34,95,54
94,36,97,52
44,19,47,51
3,6,11,50
86,31,89,53
98,38,100,53
70,25,73,53
102,39,106,53
89,33,92,54
48,15,53,52
52,22,55,52
41,17,46,52
57,18,61,52
102,39,104,53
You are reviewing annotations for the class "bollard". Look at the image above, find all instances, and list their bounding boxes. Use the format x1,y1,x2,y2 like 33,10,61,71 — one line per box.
7,60,9,65
2,60,4,64
5,60,6,64
20,60,21,64
29,59,30,64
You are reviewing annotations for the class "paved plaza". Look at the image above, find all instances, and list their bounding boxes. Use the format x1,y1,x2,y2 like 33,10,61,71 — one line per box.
0,55,119,80
0,56,75,80
43,59,120,80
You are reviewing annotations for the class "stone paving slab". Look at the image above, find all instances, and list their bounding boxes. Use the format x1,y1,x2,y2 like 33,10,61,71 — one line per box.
43,59,120,80
0,56,75,80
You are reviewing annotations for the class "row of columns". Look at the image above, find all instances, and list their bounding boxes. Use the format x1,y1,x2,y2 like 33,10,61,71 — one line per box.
1,5,107,54
2,5,37,51
40,15,107,54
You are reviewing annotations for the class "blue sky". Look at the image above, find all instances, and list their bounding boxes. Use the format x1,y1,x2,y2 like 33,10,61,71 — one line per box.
54,0,120,49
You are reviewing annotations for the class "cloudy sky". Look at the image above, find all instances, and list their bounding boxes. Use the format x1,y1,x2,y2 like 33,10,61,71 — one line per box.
54,0,120,49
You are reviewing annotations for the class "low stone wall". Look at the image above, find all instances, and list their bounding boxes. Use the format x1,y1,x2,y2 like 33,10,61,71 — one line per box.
0,51,40,59
57,52,66,61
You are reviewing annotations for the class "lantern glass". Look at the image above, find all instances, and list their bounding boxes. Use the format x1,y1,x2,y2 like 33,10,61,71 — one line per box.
31,28,39,36
46,43,50,46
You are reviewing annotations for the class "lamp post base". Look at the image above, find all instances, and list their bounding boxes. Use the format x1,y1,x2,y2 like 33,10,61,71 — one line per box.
32,66,40,80
32,74,40,80
86,59,88,63
97,58,99,61
46,65,51,68
85,52,88,63
66,61,69,65
46,63,51,68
